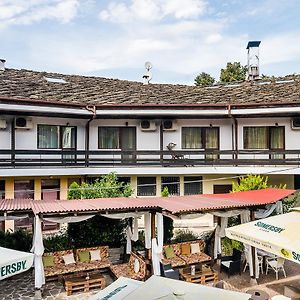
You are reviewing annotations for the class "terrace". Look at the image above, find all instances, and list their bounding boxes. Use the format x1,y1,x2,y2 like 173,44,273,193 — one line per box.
1,149,300,168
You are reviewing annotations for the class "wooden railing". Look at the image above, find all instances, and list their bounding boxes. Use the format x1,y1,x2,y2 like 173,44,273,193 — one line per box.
0,149,299,168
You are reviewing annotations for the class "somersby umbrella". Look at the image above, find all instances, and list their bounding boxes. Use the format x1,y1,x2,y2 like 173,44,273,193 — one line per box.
124,276,250,300
0,247,34,280
226,208,300,264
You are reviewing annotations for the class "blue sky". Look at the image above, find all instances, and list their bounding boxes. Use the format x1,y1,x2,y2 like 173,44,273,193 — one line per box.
1,0,300,85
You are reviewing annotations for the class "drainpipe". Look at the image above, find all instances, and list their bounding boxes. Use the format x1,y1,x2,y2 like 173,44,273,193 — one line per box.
11,118,15,167
85,106,96,167
228,105,238,162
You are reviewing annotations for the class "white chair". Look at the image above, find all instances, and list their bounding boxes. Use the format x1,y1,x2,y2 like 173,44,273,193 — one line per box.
266,257,287,280
243,255,263,274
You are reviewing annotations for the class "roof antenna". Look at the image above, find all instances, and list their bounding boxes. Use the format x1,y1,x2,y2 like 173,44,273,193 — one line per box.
0,59,6,71
142,61,153,85
246,41,261,81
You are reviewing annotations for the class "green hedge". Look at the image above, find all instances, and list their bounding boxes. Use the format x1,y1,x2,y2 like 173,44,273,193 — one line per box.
0,229,32,252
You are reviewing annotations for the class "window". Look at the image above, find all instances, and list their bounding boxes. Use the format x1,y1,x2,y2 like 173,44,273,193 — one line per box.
98,127,119,149
41,179,60,200
184,176,202,195
182,127,219,150
137,177,156,196
0,180,5,199
38,125,76,149
244,126,285,155
161,177,180,196
213,184,232,194
14,180,34,199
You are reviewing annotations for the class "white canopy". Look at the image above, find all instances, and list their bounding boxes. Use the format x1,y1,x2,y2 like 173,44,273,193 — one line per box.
89,276,143,300
123,276,250,300
226,209,300,264
0,247,34,280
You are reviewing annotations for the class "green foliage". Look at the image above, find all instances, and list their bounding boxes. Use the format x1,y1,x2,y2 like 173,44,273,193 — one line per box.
172,229,199,243
0,229,32,252
163,216,174,244
43,230,73,252
67,215,126,248
67,173,133,249
68,173,133,200
68,182,82,200
232,174,269,192
220,62,247,82
222,237,244,256
194,72,215,87
161,186,169,197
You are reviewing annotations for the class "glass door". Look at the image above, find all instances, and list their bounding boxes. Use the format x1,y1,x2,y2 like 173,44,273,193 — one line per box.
270,126,284,159
120,127,136,163
61,126,77,164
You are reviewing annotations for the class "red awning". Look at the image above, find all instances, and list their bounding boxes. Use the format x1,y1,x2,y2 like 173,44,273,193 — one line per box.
0,188,295,216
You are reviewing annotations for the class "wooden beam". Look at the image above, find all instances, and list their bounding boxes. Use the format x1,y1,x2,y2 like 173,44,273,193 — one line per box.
250,210,256,279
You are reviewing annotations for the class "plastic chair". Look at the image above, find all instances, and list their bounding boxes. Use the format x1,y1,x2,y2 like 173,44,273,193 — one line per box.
266,257,286,280
243,255,263,274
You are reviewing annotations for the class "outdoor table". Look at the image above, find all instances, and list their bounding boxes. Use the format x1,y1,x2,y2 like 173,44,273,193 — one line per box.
179,264,218,284
246,289,269,300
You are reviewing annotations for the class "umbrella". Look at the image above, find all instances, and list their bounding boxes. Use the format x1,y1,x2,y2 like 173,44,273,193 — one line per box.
0,247,34,280
124,276,250,300
89,276,143,300
226,208,300,264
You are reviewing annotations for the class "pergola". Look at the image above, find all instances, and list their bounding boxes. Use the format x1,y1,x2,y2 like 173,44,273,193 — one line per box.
0,188,295,289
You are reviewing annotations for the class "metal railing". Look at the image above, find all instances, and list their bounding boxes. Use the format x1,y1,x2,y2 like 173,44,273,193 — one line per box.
0,149,299,168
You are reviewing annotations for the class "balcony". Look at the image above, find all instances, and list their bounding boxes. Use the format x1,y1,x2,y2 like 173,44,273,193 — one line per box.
0,149,300,168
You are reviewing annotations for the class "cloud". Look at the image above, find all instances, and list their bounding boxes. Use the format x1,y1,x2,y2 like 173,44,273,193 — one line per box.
0,0,79,28
99,0,207,23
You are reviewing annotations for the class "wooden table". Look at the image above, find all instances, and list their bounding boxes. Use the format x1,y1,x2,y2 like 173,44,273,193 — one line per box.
179,265,218,285
64,273,105,296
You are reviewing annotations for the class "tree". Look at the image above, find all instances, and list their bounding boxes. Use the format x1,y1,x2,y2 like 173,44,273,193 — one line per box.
161,186,174,243
220,62,247,82
231,174,268,192
194,72,215,87
67,173,133,248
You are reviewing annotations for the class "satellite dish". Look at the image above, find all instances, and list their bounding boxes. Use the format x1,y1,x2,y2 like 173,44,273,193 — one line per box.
145,61,153,71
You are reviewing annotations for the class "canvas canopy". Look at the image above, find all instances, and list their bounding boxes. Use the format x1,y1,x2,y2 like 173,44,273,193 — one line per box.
89,276,143,300
0,247,34,280
123,276,250,300
226,208,300,264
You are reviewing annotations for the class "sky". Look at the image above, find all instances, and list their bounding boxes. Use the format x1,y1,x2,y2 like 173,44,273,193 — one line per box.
1,0,300,85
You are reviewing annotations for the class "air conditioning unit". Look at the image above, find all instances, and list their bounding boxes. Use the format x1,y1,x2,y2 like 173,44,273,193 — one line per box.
163,120,178,131
0,118,7,129
291,118,300,130
15,117,33,129
140,120,157,131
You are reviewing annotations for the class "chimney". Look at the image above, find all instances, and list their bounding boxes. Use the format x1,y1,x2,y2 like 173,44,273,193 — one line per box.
0,59,6,71
246,41,261,80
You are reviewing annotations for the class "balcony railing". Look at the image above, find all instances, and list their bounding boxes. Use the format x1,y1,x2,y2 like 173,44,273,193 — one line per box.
0,149,300,168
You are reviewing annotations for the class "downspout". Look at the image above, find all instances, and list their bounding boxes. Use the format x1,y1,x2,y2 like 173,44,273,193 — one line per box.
85,106,96,167
228,104,238,162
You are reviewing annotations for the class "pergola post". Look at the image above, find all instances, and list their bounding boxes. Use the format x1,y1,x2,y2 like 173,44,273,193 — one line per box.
250,210,257,282
149,212,156,260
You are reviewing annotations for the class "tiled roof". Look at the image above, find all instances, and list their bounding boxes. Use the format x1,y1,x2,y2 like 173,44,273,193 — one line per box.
0,68,300,108
0,188,295,215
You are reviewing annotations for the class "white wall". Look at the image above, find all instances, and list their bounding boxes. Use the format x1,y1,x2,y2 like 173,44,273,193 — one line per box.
13,117,86,150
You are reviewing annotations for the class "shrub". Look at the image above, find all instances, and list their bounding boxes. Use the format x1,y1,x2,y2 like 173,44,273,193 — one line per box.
67,215,126,248
43,230,73,252
0,229,32,252
172,229,199,243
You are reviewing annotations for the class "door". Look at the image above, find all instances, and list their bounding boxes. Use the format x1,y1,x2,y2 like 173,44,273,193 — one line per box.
120,127,136,163
61,126,77,164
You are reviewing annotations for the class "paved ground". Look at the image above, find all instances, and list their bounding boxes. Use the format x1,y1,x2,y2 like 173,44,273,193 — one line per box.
1,261,300,299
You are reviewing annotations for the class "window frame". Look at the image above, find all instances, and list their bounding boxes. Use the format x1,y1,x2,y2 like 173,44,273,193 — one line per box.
37,124,77,150
181,127,220,150
243,126,285,150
